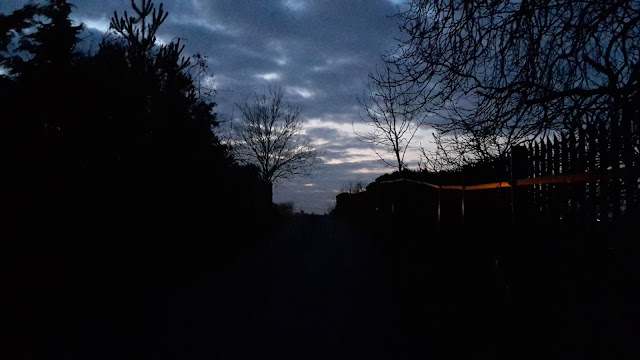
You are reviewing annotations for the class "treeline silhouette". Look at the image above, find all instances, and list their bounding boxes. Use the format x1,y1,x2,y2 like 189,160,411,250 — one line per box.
1,1,283,355
1,4,274,354
1,1,271,243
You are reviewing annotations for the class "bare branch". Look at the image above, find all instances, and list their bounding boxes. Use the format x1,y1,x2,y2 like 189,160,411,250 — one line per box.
383,0,640,161
356,65,425,172
231,87,319,184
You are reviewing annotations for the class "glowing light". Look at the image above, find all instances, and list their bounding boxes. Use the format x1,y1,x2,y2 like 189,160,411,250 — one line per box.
256,72,281,81
155,35,170,46
312,57,352,72
283,0,306,11
352,168,389,174
286,86,314,99
79,17,109,32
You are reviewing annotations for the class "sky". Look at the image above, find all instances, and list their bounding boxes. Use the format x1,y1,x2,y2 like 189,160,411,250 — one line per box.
2,0,436,214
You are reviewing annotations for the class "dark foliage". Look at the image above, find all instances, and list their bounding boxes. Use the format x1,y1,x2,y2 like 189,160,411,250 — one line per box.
375,158,510,187
1,0,268,239
1,2,277,358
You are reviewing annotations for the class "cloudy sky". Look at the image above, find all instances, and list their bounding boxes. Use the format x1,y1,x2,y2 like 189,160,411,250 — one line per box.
3,0,436,214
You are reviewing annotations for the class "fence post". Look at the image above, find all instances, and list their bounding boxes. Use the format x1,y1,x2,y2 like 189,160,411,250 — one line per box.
541,139,548,215
511,146,528,232
569,131,577,217
533,141,540,216
621,104,636,213
600,118,611,221
587,125,599,221
462,164,469,230
527,144,534,218
610,113,621,219
547,134,561,221
575,127,587,221
562,132,569,220
376,181,380,215
438,172,442,235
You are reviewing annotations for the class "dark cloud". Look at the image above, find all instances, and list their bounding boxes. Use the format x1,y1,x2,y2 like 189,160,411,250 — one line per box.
306,127,340,139
1,0,403,213
305,125,377,163
23,0,401,123
320,143,371,158
153,0,402,120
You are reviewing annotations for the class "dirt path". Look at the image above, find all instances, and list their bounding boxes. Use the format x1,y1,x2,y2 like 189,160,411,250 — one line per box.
8,215,631,358
128,215,428,359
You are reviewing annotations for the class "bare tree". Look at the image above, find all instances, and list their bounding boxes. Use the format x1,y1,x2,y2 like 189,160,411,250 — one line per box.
419,133,464,173
341,180,366,194
110,0,168,60
232,87,319,184
357,66,424,172
382,0,640,161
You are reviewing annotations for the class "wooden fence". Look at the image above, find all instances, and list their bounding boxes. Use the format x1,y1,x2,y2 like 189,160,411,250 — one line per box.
524,125,638,224
336,127,640,232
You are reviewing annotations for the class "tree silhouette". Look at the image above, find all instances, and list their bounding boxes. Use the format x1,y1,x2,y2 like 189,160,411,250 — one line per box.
232,87,319,186
1,0,84,231
381,0,640,161
0,4,45,61
1,0,265,236
110,0,168,65
341,180,366,194
357,65,424,172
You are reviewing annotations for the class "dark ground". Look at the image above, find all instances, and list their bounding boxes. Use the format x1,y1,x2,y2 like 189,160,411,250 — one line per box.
2,215,638,359
3,216,427,359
